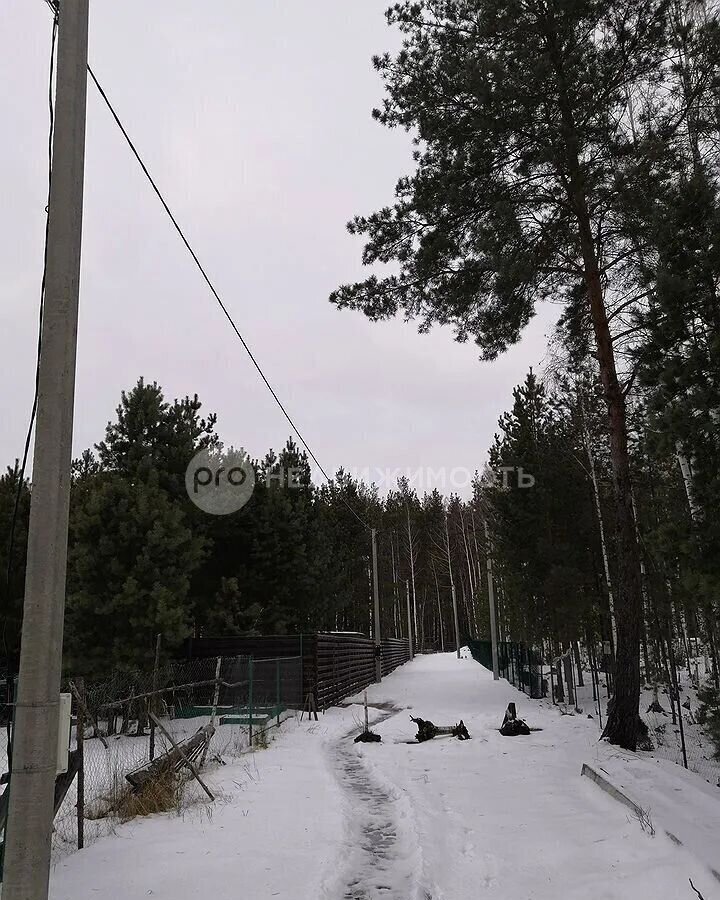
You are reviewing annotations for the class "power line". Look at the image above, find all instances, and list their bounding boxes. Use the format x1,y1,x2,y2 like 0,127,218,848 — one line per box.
83,65,372,533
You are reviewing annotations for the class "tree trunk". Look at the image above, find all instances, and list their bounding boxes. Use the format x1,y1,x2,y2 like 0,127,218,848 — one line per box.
572,641,584,688
548,23,644,750
554,650,565,703
581,225,643,749
390,533,401,638
676,442,700,520
641,626,651,687
580,395,618,656
586,631,598,703
555,662,565,703
563,648,576,706
460,509,478,637
431,561,445,652
406,507,419,641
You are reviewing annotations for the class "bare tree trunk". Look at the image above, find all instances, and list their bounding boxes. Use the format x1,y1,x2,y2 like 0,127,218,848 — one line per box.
406,506,419,641
390,532,401,638
563,648,576,706
431,561,445,652
676,442,701,520
572,641,584,688
460,508,478,637
461,582,472,641
555,655,565,703
470,511,488,636
580,394,617,657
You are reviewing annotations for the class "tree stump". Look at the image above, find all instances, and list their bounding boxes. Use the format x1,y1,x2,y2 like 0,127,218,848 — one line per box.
499,702,531,736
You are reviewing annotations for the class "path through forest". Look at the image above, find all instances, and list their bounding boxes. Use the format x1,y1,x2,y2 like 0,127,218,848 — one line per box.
329,653,719,900
49,653,720,900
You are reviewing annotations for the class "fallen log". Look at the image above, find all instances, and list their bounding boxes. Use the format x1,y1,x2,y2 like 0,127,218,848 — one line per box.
410,716,470,742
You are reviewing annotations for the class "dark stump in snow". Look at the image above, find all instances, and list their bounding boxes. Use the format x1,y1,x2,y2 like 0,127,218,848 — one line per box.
453,720,471,740
354,730,382,743
499,719,531,736
499,702,531,737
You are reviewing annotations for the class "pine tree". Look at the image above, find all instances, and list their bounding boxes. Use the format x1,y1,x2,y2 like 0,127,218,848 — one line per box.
331,0,673,749
638,170,720,684
488,372,600,648
65,470,204,675
97,377,218,500
0,464,31,667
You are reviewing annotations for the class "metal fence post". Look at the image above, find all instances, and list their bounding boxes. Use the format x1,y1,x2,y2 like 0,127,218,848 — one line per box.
149,633,161,761
75,678,84,851
299,635,304,709
248,657,254,749
276,659,281,726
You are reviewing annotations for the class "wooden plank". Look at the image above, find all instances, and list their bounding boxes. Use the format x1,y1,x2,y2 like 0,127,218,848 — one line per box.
126,724,214,791
580,763,644,817
150,714,215,802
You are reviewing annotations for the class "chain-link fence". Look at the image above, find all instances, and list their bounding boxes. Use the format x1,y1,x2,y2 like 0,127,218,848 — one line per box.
0,655,303,861
466,639,720,787
642,655,720,788
467,640,548,699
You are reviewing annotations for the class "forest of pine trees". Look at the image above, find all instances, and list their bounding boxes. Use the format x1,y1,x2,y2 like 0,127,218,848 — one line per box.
3,2,720,758
330,0,720,750
1,363,718,762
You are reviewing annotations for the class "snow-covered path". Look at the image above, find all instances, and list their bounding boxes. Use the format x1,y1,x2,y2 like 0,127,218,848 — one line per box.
349,654,720,899
327,711,422,900
48,652,720,900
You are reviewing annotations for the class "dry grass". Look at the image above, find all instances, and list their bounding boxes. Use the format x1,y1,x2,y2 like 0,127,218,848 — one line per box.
114,770,186,822
629,804,656,837
252,728,270,750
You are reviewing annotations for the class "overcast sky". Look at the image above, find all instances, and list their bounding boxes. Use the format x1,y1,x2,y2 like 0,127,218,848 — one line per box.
1,0,557,496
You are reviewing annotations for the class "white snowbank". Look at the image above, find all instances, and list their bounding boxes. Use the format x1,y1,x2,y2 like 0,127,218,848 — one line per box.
47,651,720,900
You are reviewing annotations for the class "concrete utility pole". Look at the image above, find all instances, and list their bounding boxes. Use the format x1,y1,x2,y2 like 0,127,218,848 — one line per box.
3,3,89,898
405,579,414,660
371,528,382,683
483,518,500,680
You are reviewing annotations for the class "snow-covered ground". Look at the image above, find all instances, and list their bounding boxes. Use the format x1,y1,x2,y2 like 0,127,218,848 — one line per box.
46,652,720,900
564,656,720,788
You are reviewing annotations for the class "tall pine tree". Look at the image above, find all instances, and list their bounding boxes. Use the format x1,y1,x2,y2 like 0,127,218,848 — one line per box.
331,0,674,749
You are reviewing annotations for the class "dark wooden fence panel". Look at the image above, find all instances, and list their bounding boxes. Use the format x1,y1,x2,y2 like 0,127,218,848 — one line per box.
315,633,375,709
184,632,410,711
381,638,411,677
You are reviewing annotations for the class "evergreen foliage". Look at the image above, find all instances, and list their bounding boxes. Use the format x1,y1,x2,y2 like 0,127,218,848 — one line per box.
3,1,720,758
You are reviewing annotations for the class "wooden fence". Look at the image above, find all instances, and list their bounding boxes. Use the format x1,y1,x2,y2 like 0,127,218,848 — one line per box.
184,633,411,711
